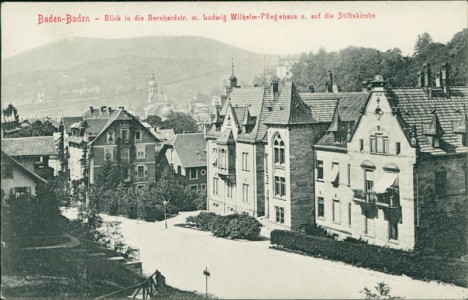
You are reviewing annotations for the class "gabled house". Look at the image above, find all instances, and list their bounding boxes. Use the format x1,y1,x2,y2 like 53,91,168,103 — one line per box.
314,66,468,250
2,136,59,179
64,106,161,188
206,68,274,216
163,133,207,191
1,150,47,201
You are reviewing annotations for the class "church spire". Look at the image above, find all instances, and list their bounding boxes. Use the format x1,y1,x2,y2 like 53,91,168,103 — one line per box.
229,58,238,88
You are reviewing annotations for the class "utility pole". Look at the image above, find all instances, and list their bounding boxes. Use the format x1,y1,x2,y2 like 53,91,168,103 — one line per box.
203,266,210,299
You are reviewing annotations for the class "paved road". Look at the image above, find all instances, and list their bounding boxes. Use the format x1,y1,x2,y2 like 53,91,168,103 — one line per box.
63,208,468,299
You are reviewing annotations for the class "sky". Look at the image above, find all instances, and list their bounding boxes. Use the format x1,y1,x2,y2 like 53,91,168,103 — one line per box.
1,1,467,58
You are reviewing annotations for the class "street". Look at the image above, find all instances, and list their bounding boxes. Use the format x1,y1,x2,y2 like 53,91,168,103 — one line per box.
62,208,468,299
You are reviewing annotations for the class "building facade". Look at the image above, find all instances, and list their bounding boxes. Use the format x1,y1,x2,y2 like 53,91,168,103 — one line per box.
206,69,273,216
1,150,47,201
314,68,468,250
163,133,207,191
64,106,161,188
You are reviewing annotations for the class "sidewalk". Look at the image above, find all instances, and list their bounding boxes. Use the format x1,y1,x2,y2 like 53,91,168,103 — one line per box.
257,216,291,239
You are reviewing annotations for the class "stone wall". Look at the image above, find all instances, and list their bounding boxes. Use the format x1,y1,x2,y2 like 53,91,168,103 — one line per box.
289,125,316,230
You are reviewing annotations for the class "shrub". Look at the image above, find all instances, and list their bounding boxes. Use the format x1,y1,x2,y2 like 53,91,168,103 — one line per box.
195,212,217,231
270,230,468,287
210,214,238,238
302,224,336,239
227,214,262,240
187,212,262,241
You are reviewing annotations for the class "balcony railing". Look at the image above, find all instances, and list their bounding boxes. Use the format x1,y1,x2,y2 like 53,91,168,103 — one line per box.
353,189,377,204
217,166,235,176
376,190,400,208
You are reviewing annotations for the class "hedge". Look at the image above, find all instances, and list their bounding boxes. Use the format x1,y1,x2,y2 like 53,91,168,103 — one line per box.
270,230,468,287
186,212,262,240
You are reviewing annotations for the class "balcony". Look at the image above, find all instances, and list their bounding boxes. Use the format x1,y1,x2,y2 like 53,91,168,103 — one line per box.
376,189,400,208
353,189,377,204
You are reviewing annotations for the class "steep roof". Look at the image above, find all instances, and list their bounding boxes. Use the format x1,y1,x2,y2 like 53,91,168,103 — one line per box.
172,133,207,168
61,116,83,134
207,86,271,142
265,83,315,125
2,136,57,157
301,92,369,123
315,93,370,149
388,87,468,155
84,119,108,136
88,108,158,145
1,150,47,183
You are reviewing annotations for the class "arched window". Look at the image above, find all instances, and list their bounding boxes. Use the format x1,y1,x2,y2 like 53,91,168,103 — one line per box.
273,134,285,165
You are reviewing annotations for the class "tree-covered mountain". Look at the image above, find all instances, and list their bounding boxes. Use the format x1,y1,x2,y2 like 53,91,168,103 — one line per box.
1,36,277,118
291,29,468,92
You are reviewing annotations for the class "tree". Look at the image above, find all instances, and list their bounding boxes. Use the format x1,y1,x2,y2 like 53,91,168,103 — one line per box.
414,32,433,56
361,282,404,300
416,186,467,257
145,115,163,128
161,112,199,134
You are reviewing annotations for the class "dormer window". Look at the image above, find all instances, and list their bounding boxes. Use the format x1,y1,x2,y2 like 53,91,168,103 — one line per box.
107,132,114,143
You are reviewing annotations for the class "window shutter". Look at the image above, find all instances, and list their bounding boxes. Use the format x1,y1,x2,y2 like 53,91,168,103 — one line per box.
144,166,148,176
135,166,138,176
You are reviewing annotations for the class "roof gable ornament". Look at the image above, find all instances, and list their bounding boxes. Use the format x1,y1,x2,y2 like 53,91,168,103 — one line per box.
374,97,384,120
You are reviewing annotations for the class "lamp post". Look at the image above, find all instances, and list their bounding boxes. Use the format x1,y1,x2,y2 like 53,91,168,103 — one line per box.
163,200,168,229
203,266,210,299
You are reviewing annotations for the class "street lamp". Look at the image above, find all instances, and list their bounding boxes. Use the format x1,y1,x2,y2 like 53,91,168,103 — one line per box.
162,200,168,229
203,266,210,299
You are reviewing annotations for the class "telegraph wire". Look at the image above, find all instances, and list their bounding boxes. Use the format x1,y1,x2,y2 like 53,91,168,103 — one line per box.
88,67,231,101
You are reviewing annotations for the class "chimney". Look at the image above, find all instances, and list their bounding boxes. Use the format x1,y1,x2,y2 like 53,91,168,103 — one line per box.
361,80,370,92
423,62,432,88
423,63,432,99
441,63,450,97
101,106,107,112
108,107,112,113
327,70,333,93
271,78,279,101
435,71,442,88
89,106,94,113
417,72,424,88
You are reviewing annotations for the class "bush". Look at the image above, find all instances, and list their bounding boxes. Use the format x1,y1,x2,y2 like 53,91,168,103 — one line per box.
187,212,262,240
227,214,262,240
270,230,468,287
190,212,217,231
210,214,238,238
302,224,336,239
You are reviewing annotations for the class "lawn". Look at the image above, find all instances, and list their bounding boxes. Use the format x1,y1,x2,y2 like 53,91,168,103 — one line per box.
1,216,207,299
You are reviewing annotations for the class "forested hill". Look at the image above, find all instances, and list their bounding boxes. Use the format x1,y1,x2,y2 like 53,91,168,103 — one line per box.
291,29,468,92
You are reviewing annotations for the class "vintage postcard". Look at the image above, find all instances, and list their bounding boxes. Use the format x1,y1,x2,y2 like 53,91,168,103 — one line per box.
1,1,467,299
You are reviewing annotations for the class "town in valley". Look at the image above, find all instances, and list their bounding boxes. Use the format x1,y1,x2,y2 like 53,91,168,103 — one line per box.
2,6,468,299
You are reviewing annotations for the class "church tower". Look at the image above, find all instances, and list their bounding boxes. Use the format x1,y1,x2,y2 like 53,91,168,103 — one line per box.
148,71,158,103
229,58,238,88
